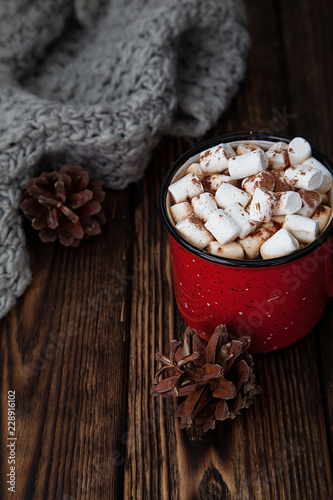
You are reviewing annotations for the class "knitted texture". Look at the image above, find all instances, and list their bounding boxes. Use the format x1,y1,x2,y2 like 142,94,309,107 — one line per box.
0,0,249,318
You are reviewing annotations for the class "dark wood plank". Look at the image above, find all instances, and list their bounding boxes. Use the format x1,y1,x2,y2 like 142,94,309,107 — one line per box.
213,0,291,139
123,150,332,499
316,308,333,464
122,0,333,498
0,188,135,499
123,137,181,499
278,0,333,453
1,0,332,498
279,0,333,155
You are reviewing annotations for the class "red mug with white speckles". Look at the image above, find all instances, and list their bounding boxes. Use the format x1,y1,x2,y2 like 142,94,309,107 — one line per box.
160,133,333,353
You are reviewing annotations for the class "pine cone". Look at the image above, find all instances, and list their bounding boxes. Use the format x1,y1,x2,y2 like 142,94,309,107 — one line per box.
20,165,106,247
151,324,261,432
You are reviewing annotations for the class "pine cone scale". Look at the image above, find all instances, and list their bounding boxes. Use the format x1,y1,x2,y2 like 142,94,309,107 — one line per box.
31,213,48,230
234,359,251,390
68,189,93,209
38,195,61,208
175,386,205,427
88,179,106,203
54,180,66,203
177,352,200,369
39,228,58,243
29,185,57,202
61,219,84,239
57,226,75,246
151,375,181,397
188,363,222,384
215,400,228,421
46,208,59,229
205,327,223,364
76,201,103,216
19,198,40,218
80,217,102,236
212,376,237,400
60,205,79,223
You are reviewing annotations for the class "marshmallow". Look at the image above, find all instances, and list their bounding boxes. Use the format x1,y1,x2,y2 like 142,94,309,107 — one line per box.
249,188,276,222
266,142,290,169
176,214,214,249
205,209,240,246
170,202,193,223
207,240,244,259
199,143,236,174
270,168,292,192
273,191,302,215
311,205,332,233
186,162,205,180
260,228,299,259
302,157,333,193
283,214,319,244
272,215,286,224
191,192,218,222
296,189,322,217
202,174,237,192
224,202,257,239
261,220,283,233
236,143,264,155
215,182,252,209
238,220,281,259
168,173,204,203
288,137,312,165
284,165,323,191
228,149,269,180
241,170,275,196
321,193,329,205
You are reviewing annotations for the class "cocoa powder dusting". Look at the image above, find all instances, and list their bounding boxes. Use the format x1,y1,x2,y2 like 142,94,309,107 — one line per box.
188,213,203,228
254,171,275,191
202,175,213,192
271,220,282,231
314,205,326,215
201,150,211,160
271,168,291,192
191,177,202,187
298,189,321,208
283,149,290,167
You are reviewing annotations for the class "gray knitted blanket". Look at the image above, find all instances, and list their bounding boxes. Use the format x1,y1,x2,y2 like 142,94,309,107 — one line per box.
0,0,249,318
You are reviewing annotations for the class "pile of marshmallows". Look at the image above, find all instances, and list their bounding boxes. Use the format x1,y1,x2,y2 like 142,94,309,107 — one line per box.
168,137,333,260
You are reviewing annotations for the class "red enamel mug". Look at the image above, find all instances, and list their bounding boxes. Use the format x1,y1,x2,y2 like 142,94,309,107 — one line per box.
160,133,333,353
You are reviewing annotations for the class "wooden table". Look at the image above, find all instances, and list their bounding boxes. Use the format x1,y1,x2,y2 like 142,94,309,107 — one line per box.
1,0,332,498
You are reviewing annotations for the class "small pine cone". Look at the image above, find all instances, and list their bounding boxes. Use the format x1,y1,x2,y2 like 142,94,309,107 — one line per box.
151,324,261,432
20,165,106,247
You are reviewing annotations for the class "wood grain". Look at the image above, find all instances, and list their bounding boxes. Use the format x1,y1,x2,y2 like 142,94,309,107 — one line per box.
1,188,135,499
122,0,333,498
0,0,332,499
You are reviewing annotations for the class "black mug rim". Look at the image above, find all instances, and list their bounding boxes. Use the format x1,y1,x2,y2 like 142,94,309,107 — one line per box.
160,132,333,268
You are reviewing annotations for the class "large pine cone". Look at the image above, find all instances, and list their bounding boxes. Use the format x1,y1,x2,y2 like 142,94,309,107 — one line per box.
20,165,106,247
151,324,261,432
